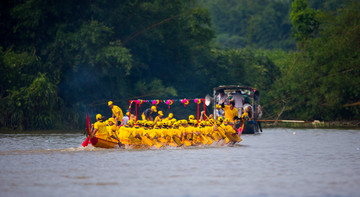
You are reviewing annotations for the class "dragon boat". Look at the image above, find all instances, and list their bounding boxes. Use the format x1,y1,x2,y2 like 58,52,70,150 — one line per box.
82,85,260,149
83,114,242,149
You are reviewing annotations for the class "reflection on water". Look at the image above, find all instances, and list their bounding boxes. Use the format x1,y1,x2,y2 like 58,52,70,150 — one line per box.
0,129,360,197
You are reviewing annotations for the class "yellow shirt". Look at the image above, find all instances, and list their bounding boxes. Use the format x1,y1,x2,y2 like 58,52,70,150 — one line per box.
118,126,130,140
94,121,107,137
172,128,182,138
223,105,238,121
106,125,118,137
112,105,124,121
224,124,236,134
154,116,162,123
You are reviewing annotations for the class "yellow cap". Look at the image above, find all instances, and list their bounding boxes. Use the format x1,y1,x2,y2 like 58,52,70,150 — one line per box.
158,111,163,116
108,118,115,123
224,118,230,123
126,112,130,116
168,113,173,118
216,104,221,109
189,115,195,120
108,101,113,106
96,114,102,120
156,121,162,127
209,118,214,124
218,117,224,122
147,121,154,127
151,106,157,112
167,121,173,127
127,120,134,126
162,121,168,127
200,121,206,127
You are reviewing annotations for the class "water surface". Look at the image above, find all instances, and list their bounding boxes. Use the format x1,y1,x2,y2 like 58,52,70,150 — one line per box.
0,128,359,197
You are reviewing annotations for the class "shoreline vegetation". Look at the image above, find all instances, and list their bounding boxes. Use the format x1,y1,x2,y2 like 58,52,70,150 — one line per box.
262,120,360,129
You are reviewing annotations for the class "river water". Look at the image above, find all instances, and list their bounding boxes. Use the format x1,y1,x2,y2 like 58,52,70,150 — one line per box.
0,128,359,197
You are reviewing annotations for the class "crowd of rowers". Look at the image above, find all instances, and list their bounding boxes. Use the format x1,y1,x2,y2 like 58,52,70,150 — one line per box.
90,94,259,149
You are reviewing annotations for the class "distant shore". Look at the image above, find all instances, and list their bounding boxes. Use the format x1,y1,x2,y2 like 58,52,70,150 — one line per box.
261,120,360,129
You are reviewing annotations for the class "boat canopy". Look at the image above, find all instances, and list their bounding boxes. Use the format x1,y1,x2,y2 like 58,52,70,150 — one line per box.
213,85,259,101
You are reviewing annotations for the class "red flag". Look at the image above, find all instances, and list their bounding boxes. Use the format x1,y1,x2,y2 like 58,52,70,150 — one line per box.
86,113,90,135
82,114,91,147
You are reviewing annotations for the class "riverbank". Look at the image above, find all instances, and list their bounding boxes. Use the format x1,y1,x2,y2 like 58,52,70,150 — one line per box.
262,120,360,129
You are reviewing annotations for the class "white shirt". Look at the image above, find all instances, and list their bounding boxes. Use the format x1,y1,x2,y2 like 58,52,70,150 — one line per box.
232,93,244,109
122,116,129,126
216,94,228,104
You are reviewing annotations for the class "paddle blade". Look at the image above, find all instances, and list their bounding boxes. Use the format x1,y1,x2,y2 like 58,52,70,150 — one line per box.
82,136,90,147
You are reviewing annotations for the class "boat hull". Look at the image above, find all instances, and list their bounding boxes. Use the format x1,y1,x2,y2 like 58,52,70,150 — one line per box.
242,121,260,134
90,136,120,149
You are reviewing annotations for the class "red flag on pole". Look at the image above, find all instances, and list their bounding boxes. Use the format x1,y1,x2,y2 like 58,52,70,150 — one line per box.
82,113,91,147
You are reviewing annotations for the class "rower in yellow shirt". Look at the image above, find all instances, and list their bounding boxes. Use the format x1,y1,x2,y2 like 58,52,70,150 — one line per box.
182,120,193,146
154,111,164,125
117,120,134,147
199,121,213,145
141,121,155,148
163,113,174,121
159,121,171,145
92,114,107,139
108,101,124,123
106,117,123,147
172,122,183,146
208,119,222,142
223,118,242,144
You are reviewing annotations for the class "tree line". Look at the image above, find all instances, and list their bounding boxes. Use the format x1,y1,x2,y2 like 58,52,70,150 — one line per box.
0,0,358,130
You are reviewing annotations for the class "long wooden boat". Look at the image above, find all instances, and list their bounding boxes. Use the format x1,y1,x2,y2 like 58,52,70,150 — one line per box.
83,115,242,149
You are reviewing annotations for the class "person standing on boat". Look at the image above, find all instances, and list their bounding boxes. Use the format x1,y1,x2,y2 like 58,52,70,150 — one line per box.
254,105,263,132
231,90,244,117
108,101,124,125
141,106,157,121
121,112,130,126
221,100,238,123
216,89,228,105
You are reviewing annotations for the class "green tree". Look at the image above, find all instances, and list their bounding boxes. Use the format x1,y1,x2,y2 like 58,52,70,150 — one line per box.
290,0,319,41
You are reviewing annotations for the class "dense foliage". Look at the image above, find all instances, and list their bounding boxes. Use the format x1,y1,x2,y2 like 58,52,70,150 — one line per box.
264,0,360,120
0,0,358,130
198,0,347,50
